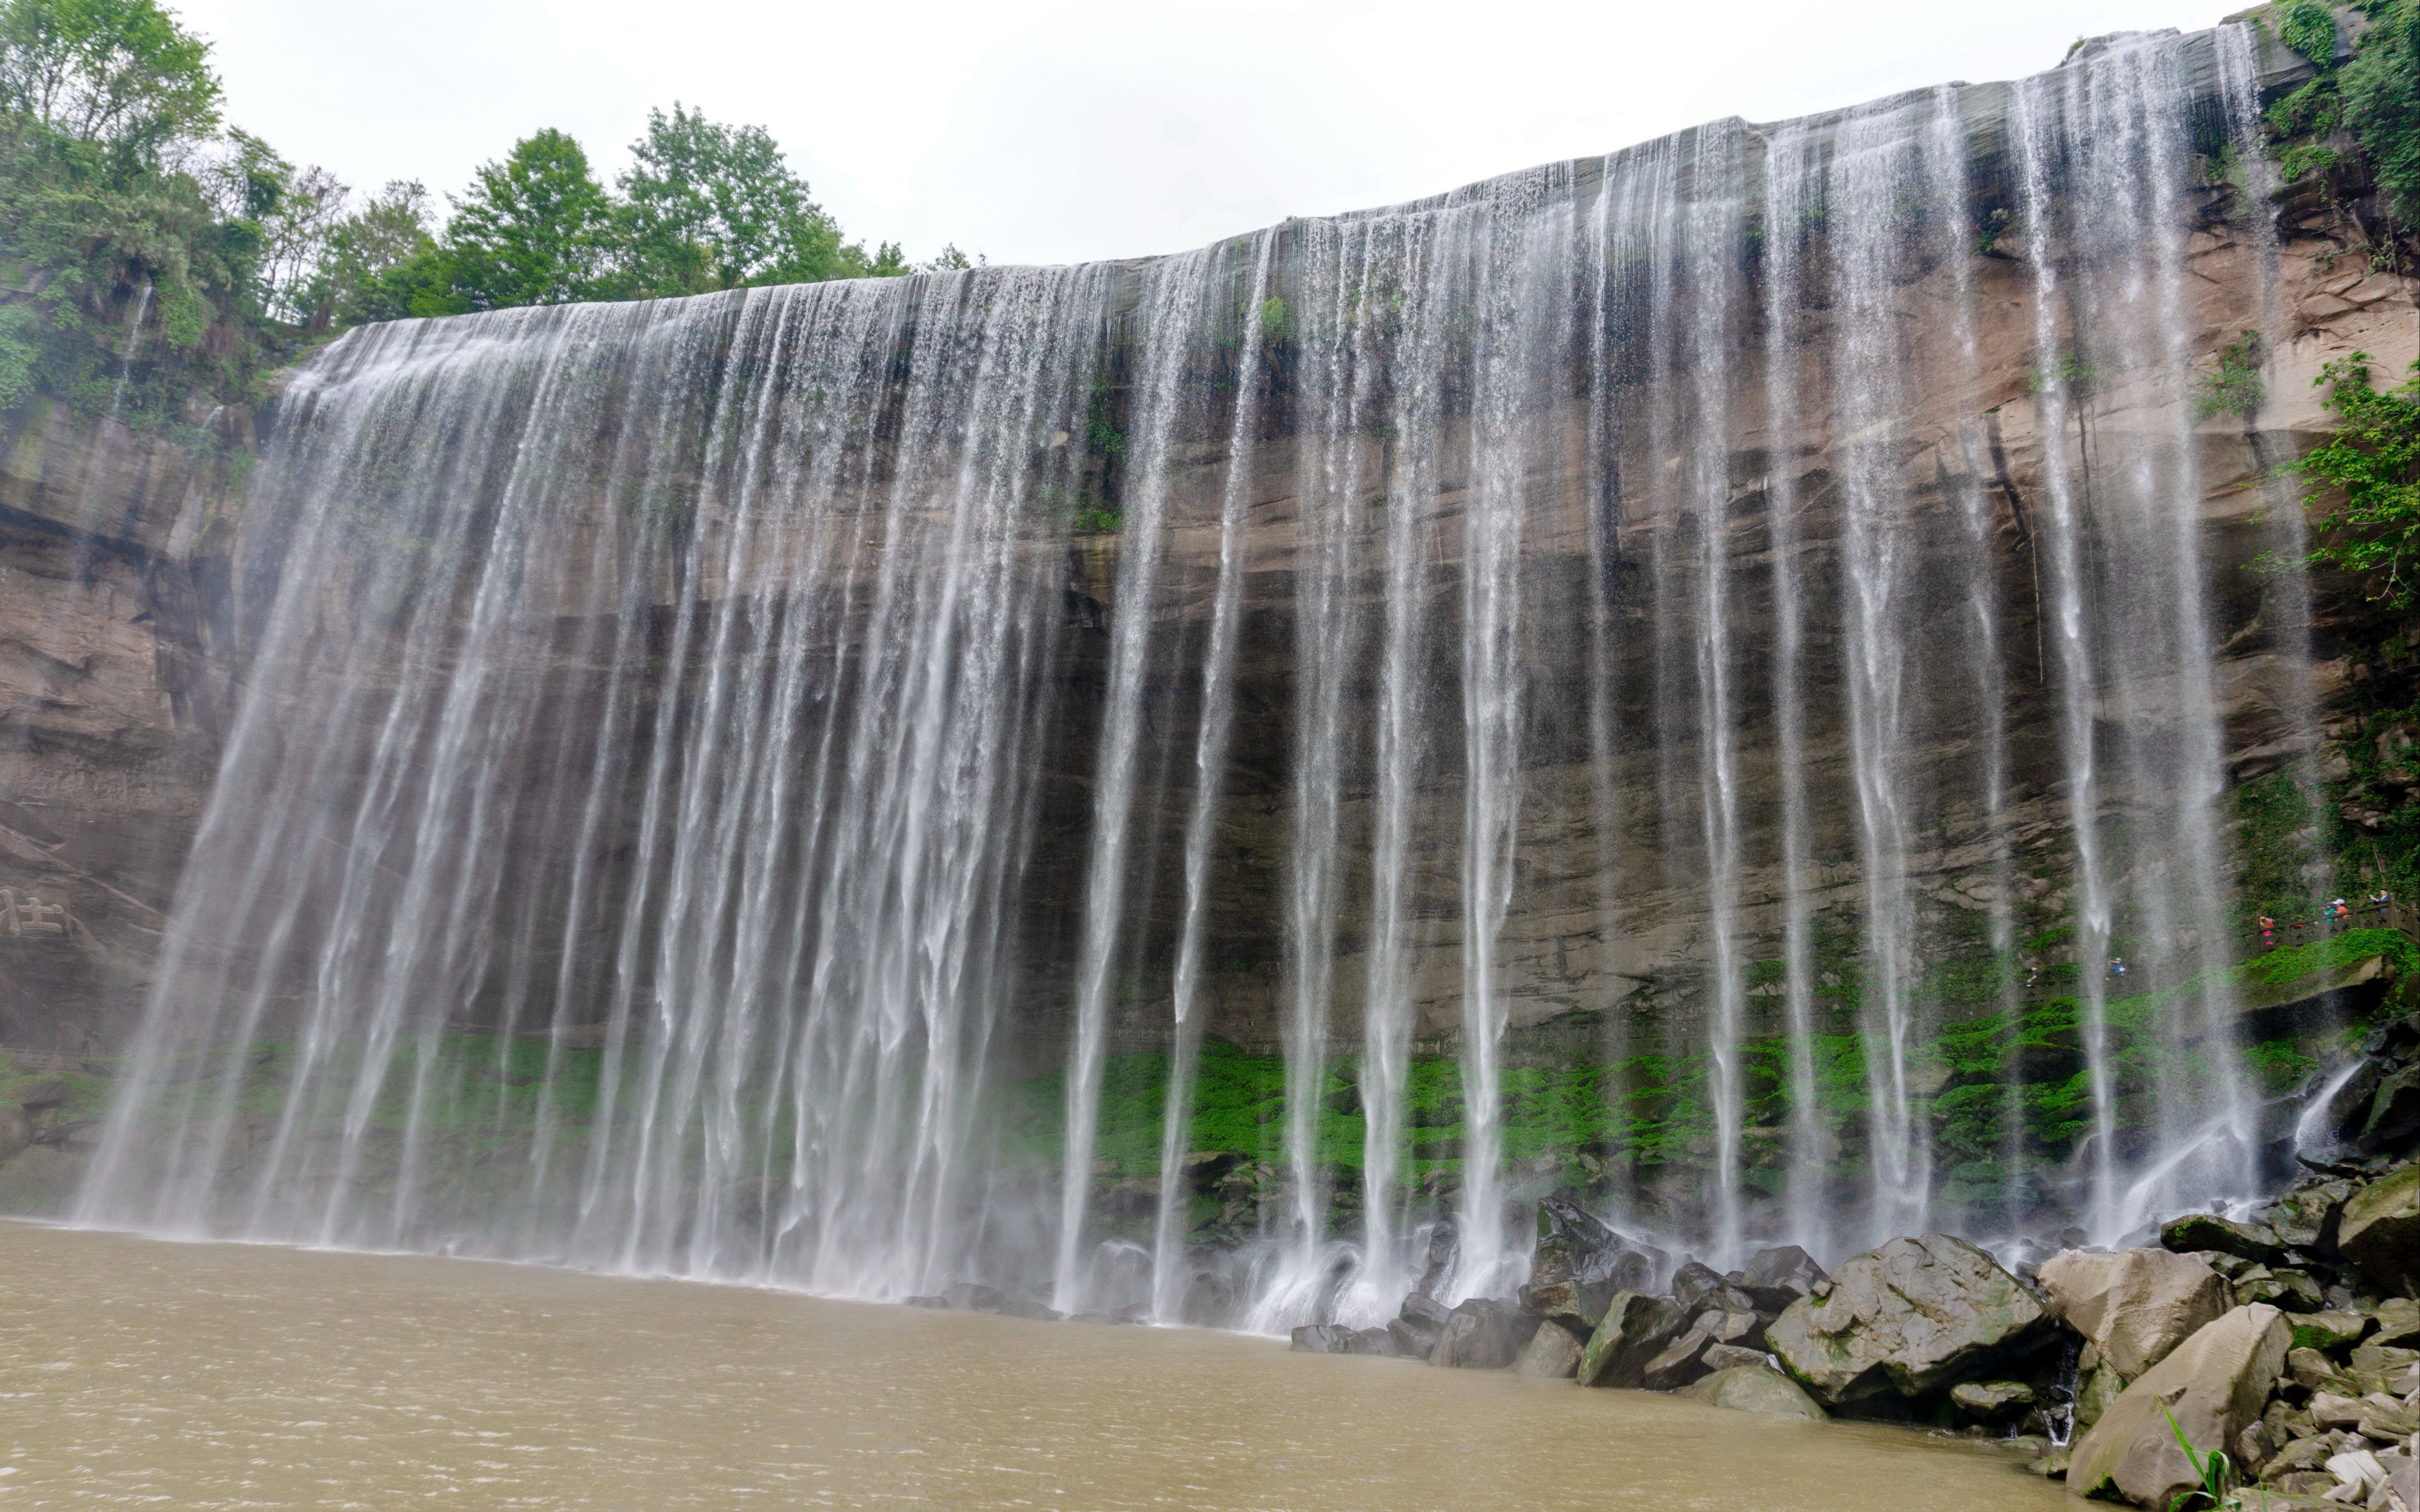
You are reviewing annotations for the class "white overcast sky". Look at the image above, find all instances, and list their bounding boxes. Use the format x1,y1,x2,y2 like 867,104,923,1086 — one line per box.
174,0,2239,269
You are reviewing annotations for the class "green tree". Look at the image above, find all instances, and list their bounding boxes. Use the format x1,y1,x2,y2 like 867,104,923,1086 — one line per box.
0,0,218,156
442,128,613,309
2338,0,2420,224
319,179,441,325
617,103,847,294
2302,351,2420,605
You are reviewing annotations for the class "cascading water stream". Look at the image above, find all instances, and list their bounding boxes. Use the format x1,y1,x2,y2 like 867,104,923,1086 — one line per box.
77,20,2330,1320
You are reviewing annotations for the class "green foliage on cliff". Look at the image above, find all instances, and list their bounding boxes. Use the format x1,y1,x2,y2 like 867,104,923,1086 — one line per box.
2264,0,2420,229
2300,352,2420,605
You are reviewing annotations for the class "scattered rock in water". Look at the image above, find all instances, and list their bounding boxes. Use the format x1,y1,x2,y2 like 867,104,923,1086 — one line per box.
1428,1299,1540,1370
2068,1304,2291,1510
1675,1365,1828,1421
1763,1235,2054,1407
2036,1247,2229,1381
1511,1321,1584,1378
1290,1324,1392,1355
1738,1246,1829,1314
2338,1165,2420,1295
903,1294,948,1309
940,1282,1006,1312
996,1298,1064,1322
1577,1291,1686,1389
2158,1213,2289,1267
1948,1379,2034,1424
1700,1342,1772,1373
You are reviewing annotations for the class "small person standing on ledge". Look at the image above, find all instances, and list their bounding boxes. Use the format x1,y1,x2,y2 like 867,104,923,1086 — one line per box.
2260,914,2275,949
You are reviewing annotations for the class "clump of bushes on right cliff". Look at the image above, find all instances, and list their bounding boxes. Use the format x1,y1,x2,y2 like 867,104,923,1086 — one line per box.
2263,0,2420,245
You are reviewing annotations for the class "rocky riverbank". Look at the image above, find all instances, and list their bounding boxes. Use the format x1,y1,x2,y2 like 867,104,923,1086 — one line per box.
1270,1014,2420,1509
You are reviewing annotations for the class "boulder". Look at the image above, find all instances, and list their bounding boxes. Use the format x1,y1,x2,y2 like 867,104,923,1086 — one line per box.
1675,1365,1828,1420
1701,1342,1772,1372
1763,1235,2055,1406
1428,1298,1540,1369
1949,1380,2034,1422
1671,1259,1756,1316
1577,1291,1687,1389
1516,1198,1664,1331
940,1281,1005,1312
2232,1265,2325,1312
1640,1319,1719,1390
2372,1297,2420,1348
2068,1304,2292,1510
1511,1320,1584,1378
1388,1292,1452,1359
2159,1213,2287,1266
2290,1310,2373,1353
2338,1165,2420,1295
1292,1323,1370,1354
2036,1248,2229,1381
1739,1245,1829,1313
903,1294,948,1308
996,1298,1063,1321
1416,1221,1458,1298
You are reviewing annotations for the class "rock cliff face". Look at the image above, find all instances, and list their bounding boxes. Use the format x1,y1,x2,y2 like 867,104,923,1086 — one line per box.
0,399,249,1053
10,20,2420,1294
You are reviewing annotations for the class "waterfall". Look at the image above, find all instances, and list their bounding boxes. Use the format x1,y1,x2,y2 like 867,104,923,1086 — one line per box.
80,21,2322,1318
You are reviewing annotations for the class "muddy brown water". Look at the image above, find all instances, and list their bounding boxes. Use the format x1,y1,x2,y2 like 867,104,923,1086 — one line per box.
0,1221,2070,1509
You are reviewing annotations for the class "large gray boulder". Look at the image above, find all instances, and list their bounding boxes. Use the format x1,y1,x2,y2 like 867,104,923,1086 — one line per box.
1388,1293,1452,1360
1675,1365,1828,1420
1738,1246,1829,1313
1428,1298,1540,1369
2037,1247,2229,1381
1516,1198,1664,1332
1577,1290,1686,1389
1511,1321,1584,1378
1763,1234,2054,1406
2068,1304,2292,1509
2338,1165,2420,1295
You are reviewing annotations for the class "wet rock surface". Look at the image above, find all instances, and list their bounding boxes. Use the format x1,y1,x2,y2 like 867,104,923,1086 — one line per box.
2038,1248,2229,1380
1763,1235,2053,1406
2068,1305,2292,1511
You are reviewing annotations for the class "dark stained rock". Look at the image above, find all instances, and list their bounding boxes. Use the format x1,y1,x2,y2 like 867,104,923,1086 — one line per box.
1674,1365,1827,1420
1388,1291,1453,1359
2339,1165,2420,1294
941,1281,1006,1311
2232,1265,2325,1312
996,1297,1064,1321
1417,1221,1458,1298
1517,1198,1665,1333
2159,1213,2288,1266
1577,1291,1687,1389
1641,1318,1720,1390
1763,1235,2055,1407
1739,1245,1830,1314
1671,1259,1756,1316
1292,1323,1357,1352
1428,1298,1541,1369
